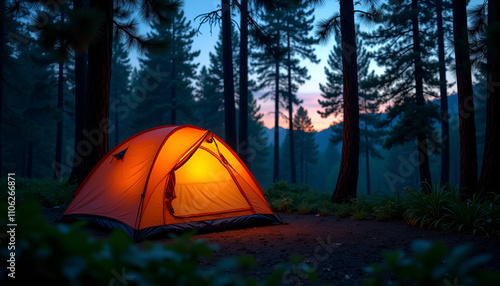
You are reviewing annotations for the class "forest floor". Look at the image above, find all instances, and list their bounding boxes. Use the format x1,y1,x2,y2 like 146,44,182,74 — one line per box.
42,209,500,285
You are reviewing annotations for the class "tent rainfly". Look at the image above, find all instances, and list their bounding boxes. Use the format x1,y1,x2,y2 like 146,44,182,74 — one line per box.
61,125,280,240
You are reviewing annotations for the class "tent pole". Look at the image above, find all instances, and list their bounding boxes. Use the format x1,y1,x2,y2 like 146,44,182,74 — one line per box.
264,194,286,225
55,195,74,223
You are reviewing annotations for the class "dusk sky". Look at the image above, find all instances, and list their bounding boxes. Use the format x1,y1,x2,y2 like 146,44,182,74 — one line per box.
132,0,481,131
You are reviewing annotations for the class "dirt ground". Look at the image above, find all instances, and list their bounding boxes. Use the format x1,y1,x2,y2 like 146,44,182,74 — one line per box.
43,209,500,285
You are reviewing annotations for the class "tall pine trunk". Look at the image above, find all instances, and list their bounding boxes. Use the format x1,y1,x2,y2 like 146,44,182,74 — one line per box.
170,18,176,125
79,0,112,181
55,9,65,179
300,131,304,183
331,0,360,203
437,0,450,185
452,0,477,198
27,96,34,178
69,0,89,185
222,0,237,151
238,0,249,165
364,113,371,195
114,88,119,146
479,0,500,195
287,19,297,184
411,0,432,188
274,56,280,182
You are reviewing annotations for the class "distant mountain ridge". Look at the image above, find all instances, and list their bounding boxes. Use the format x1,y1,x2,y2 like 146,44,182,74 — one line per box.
262,93,463,153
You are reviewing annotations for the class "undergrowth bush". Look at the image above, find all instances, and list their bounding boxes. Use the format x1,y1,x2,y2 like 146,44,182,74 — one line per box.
266,181,332,215
403,183,500,236
0,201,311,285
0,177,75,207
333,193,404,221
363,240,500,286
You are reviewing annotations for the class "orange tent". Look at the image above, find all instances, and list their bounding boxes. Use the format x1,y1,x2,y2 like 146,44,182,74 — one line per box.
62,125,280,240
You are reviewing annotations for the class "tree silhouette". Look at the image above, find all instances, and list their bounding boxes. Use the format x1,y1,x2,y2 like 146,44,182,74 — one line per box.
283,2,319,184
479,0,500,195
222,0,237,151
109,39,132,147
452,0,478,198
364,0,440,191
31,0,181,184
319,28,382,195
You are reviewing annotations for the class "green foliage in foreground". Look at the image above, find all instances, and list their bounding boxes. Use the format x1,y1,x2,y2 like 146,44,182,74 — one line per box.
2,200,499,285
0,177,75,207
364,240,500,286
0,201,310,285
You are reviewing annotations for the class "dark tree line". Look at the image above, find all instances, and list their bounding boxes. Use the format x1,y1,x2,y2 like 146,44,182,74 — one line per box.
0,0,498,203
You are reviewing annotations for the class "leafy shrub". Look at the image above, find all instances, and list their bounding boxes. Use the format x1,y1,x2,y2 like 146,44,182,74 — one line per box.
0,200,311,285
278,196,294,214
441,194,497,235
297,201,317,214
363,240,500,286
403,182,454,229
266,181,330,215
0,177,75,207
402,183,500,236
333,193,404,221
334,203,356,218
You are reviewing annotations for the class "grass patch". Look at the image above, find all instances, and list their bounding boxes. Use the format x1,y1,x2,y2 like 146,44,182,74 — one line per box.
0,177,76,207
266,181,332,215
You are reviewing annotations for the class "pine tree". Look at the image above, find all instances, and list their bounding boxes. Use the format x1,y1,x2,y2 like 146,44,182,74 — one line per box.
436,0,453,185
283,2,319,183
195,65,225,136
30,0,182,185
3,26,58,177
134,9,199,131
452,0,478,198
364,0,440,190
195,27,240,139
479,0,500,195
54,7,66,179
319,29,382,195
247,94,271,186
252,2,297,182
110,38,132,148
222,0,237,151
293,106,318,184
238,0,249,165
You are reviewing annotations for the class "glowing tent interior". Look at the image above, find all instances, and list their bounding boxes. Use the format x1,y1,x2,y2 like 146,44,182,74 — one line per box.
61,125,280,240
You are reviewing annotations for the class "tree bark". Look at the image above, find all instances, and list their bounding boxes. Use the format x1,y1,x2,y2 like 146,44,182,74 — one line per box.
114,88,119,146
331,0,359,203
452,0,478,198
68,0,89,185
274,54,280,182
365,113,371,195
287,18,297,184
411,0,432,188
479,0,500,195
27,96,34,178
79,0,112,181
54,8,65,179
222,0,237,151
170,18,176,125
437,0,450,185
300,131,304,183
238,0,249,165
